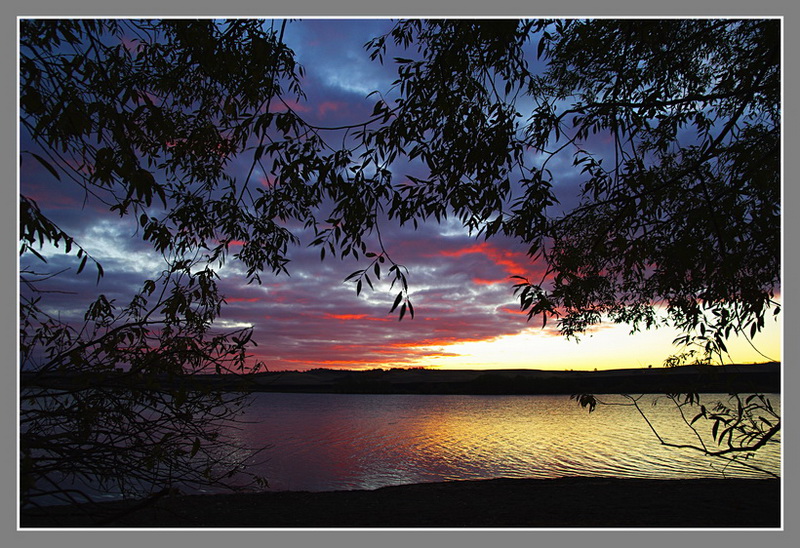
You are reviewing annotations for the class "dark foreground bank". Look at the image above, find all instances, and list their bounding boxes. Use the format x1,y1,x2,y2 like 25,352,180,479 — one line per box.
21,477,781,528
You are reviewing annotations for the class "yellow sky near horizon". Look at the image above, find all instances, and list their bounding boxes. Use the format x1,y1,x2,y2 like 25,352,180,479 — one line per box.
400,316,782,371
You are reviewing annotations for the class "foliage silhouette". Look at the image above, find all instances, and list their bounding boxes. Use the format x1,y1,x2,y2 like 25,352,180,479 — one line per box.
20,19,291,511
362,19,780,469
365,19,779,355
19,18,780,511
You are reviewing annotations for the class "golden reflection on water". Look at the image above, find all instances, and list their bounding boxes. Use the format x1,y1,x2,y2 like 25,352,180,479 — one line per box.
221,393,780,493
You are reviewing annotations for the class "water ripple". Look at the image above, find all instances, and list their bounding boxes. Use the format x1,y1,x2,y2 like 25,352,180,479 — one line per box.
221,393,781,492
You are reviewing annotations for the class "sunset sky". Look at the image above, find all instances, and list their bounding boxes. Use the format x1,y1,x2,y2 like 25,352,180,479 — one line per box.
19,18,782,372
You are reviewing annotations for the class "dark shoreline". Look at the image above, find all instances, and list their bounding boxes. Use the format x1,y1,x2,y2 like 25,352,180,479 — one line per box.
21,362,781,396
21,476,781,529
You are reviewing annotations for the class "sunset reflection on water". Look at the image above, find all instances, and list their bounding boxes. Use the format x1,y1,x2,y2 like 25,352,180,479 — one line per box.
215,392,781,494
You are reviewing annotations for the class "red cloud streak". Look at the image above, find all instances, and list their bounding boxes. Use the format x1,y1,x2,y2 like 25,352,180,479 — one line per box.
435,241,533,277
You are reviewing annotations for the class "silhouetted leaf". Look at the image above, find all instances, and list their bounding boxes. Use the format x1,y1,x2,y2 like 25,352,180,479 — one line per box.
29,152,60,181
390,292,403,313
190,438,201,458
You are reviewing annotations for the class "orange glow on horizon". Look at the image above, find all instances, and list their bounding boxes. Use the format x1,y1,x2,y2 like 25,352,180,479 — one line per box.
262,313,781,372
408,317,782,372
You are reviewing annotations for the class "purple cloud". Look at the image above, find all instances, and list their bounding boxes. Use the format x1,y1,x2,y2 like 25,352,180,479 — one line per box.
26,19,771,374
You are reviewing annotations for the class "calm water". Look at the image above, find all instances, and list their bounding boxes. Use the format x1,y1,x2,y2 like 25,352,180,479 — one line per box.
215,392,781,493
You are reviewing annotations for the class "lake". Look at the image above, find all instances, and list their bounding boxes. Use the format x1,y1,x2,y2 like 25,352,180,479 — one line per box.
211,392,781,494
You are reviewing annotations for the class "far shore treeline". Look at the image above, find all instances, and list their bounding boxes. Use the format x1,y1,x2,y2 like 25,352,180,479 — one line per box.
22,363,780,396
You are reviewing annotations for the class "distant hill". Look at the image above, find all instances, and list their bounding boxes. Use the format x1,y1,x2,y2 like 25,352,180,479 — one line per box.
21,362,780,396
208,362,781,395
